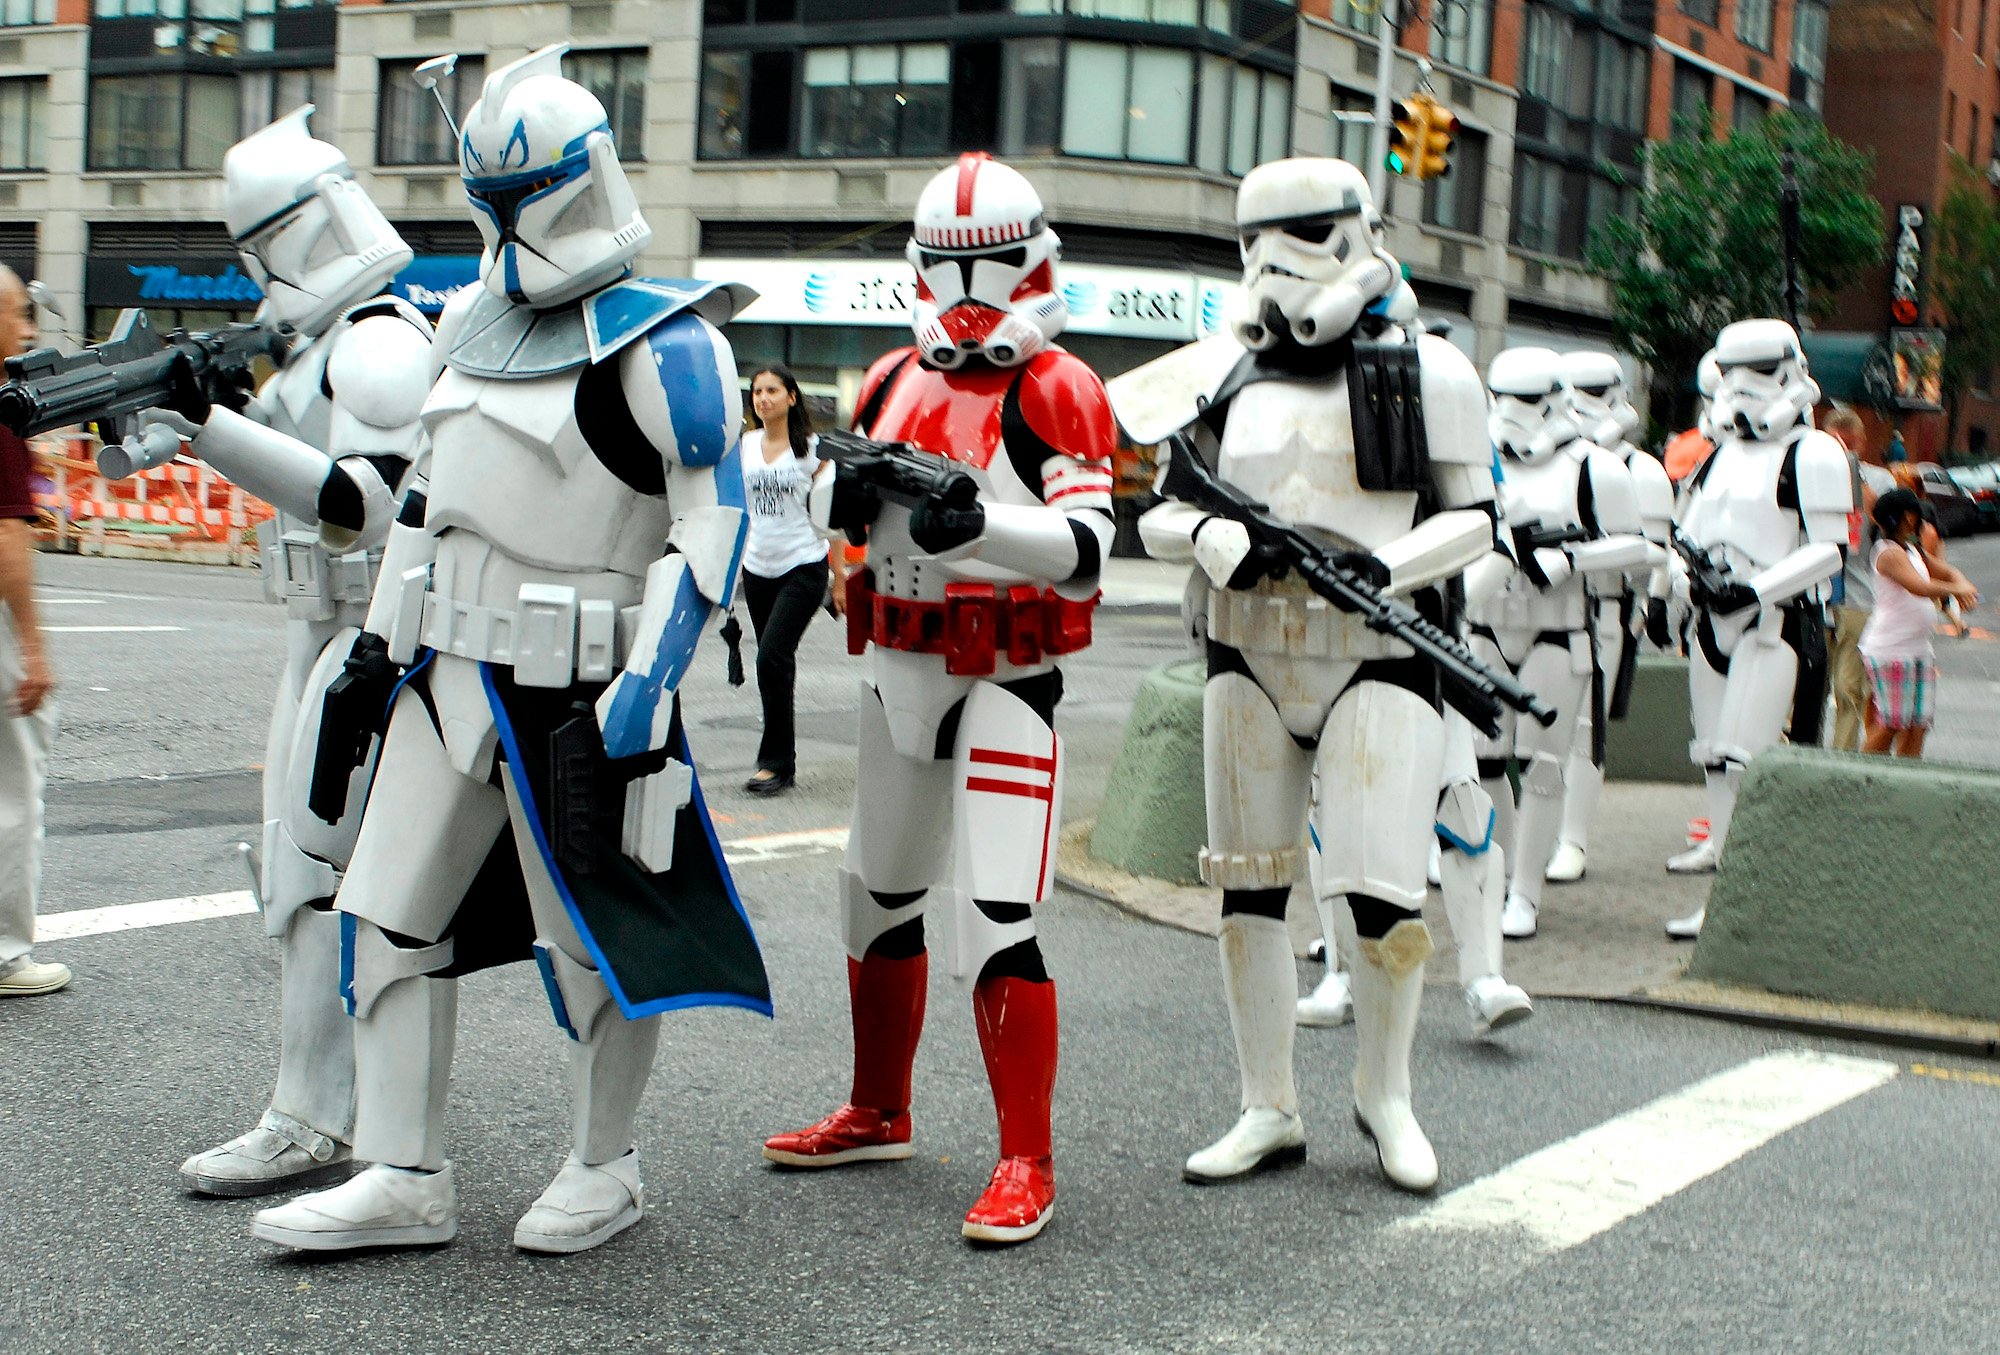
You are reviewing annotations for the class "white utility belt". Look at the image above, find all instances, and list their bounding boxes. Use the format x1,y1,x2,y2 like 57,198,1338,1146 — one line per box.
256,519,377,623
1206,579,1409,661
1479,586,1589,635
415,585,639,690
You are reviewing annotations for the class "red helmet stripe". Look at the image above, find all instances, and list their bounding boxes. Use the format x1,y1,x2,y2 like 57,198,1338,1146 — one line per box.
955,151,989,217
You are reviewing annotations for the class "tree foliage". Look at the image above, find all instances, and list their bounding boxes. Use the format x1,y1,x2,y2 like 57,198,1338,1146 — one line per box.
1928,155,2000,454
1585,111,1885,432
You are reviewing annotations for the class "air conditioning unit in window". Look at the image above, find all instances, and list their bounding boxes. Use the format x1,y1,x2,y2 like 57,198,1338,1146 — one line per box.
1987,157,2000,187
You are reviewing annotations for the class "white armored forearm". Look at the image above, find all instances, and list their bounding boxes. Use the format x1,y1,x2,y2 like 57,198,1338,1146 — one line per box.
1567,533,1650,579
975,502,1114,598
1139,499,1205,563
1372,509,1493,596
191,406,340,524
1747,542,1842,607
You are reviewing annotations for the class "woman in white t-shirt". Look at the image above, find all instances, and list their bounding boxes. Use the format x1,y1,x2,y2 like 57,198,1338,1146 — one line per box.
738,364,840,795
1859,487,1977,759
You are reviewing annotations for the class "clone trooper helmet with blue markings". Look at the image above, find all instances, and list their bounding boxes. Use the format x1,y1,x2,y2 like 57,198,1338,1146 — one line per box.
1563,350,1641,447
1232,157,1398,351
906,152,1066,370
1708,318,1819,442
1487,346,1580,465
458,44,649,310
224,105,412,338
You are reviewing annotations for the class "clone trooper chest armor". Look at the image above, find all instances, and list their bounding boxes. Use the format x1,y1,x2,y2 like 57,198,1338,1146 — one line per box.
249,328,369,625
1680,435,1809,575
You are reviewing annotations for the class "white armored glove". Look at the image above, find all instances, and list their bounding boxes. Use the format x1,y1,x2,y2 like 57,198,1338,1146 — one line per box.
1193,516,1256,589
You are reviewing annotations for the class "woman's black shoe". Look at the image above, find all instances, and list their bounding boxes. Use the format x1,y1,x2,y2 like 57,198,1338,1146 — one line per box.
744,770,794,796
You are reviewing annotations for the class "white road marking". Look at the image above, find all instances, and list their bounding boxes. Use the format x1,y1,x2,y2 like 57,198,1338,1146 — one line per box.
1396,1050,1898,1254
44,625,187,634
38,890,257,941
40,598,108,606
38,828,851,944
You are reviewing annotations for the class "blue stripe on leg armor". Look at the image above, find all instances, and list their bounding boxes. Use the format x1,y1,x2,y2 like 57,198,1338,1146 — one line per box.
1308,822,1322,855
1435,806,1497,857
647,312,730,468
338,912,357,1017
533,941,578,1040
599,560,711,760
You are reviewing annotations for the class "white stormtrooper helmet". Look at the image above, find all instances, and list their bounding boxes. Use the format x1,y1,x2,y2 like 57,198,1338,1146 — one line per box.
906,153,1065,370
1694,348,1723,442
1709,319,1819,442
1231,157,1398,351
1487,346,1579,463
1563,350,1641,447
458,45,649,310
224,105,412,338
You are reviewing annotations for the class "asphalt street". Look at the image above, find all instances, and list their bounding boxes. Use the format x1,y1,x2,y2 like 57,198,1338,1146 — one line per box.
5,550,2000,1354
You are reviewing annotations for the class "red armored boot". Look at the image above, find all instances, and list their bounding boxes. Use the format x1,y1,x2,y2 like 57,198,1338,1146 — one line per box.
763,949,927,1167
963,975,1058,1244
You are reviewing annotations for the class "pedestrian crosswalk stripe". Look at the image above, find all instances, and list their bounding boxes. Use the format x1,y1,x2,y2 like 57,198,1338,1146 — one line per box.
1394,1050,1898,1254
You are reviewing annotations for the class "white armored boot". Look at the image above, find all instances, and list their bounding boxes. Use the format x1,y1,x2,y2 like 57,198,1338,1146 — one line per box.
183,906,355,1196
1184,914,1307,1183
1667,763,1737,884
1348,917,1439,1193
1503,756,1566,940
1440,841,1533,1039
514,1007,661,1254
1295,897,1352,1028
1546,747,1601,883
252,947,460,1251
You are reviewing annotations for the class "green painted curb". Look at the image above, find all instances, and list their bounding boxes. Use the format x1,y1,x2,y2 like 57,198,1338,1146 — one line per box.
1606,655,1702,785
1689,745,2000,1022
1088,659,1207,886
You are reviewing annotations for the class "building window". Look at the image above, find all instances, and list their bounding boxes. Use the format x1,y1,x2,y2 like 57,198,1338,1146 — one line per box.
1731,91,1767,133
94,0,331,14
1790,0,1828,113
1590,32,1647,133
1670,60,1712,137
1678,0,1718,25
1422,127,1485,235
1063,40,1195,164
0,78,46,171
1047,0,1230,27
377,56,483,166
1326,83,1372,169
0,0,53,24
1511,151,1590,257
238,68,323,140
1519,5,1573,108
1196,58,1289,175
1328,0,1382,31
1432,0,1493,75
1734,0,1774,52
801,43,950,158
88,73,237,170
570,48,648,159
1001,37,1063,156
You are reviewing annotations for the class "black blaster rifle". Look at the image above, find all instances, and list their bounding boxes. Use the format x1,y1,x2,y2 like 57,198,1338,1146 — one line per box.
309,633,400,826
816,426,985,554
1671,525,1750,611
1162,436,1556,737
0,307,288,447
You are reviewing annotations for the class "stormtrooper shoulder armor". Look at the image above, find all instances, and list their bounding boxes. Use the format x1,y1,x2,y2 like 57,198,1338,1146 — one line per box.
854,346,919,432
326,306,435,437
1103,332,1248,447
1581,446,1646,537
1790,428,1856,541
1416,333,1489,468
614,309,742,471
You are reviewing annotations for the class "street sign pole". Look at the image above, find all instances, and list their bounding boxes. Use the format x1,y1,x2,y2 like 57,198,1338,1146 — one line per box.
1780,150,1804,334
1365,4,1397,203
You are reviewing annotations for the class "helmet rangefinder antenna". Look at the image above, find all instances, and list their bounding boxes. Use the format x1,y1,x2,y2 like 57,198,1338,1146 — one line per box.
412,54,462,140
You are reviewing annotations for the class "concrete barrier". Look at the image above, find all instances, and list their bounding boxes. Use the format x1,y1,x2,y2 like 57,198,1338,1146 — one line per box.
1605,654,1702,785
1688,745,2000,1022
1087,659,1207,886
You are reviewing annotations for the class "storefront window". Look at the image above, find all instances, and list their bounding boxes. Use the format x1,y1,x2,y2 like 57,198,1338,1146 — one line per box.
0,78,46,171
570,48,649,159
377,55,483,166
800,43,950,157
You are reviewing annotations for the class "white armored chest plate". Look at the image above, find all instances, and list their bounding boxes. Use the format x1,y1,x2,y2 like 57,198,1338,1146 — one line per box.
1216,378,1419,552
422,365,675,581
252,333,334,450
1681,440,1799,573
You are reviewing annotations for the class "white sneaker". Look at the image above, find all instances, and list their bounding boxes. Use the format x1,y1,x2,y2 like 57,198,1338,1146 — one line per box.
1665,907,1706,940
1182,1107,1307,1183
181,1110,353,1198
1666,840,1720,874
0,958,71,997
1500,893,1538,940
514,1150,646,1255
1464,976,1534,1038
1544,840,1586,883
251,1162,458,1251
1295,969,1353,1028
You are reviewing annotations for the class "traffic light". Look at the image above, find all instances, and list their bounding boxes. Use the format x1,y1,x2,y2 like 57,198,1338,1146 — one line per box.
1387,98,1426,178
1415,94,1458,181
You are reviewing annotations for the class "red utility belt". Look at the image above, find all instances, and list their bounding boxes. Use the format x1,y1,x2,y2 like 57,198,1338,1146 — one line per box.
846,569,1096,676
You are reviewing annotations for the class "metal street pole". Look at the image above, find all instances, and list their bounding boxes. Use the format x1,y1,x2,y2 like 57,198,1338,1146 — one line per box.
1365,2,1399,203
1780,150,1804,334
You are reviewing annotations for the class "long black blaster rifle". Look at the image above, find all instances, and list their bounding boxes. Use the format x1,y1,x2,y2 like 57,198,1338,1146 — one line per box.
816,425,985,553
1671,524,1739,606
1162,435,1556,737
0,307,288,443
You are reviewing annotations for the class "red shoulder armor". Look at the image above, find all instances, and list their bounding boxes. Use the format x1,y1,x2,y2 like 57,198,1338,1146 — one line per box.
1016,349,1116,463
854,346,920,434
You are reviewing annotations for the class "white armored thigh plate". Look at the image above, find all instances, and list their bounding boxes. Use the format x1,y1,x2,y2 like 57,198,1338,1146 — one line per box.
869,646,981,760
844,680,955,894
1217,380,1420,551
1200,670,1314,889
1711,612,1799,765
1312,680,1446,910
334,664,510,943
949,679,1063,906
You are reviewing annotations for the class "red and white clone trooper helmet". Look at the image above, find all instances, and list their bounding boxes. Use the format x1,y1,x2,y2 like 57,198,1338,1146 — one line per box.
906,152,1066,370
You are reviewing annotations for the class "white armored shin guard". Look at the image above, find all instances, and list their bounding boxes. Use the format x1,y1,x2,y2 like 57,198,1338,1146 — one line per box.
346,922,457,1172
1348,919,1438,1192
1435,781,1502,987
537,941,662,1166
268,906,357,1143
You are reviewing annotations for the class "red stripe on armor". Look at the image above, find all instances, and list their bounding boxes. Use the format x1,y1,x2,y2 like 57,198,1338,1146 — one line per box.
1034,728,1058,895
956,152,987,216
1047,484,1112,504
970,748,1057,772
966,776,1054,801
